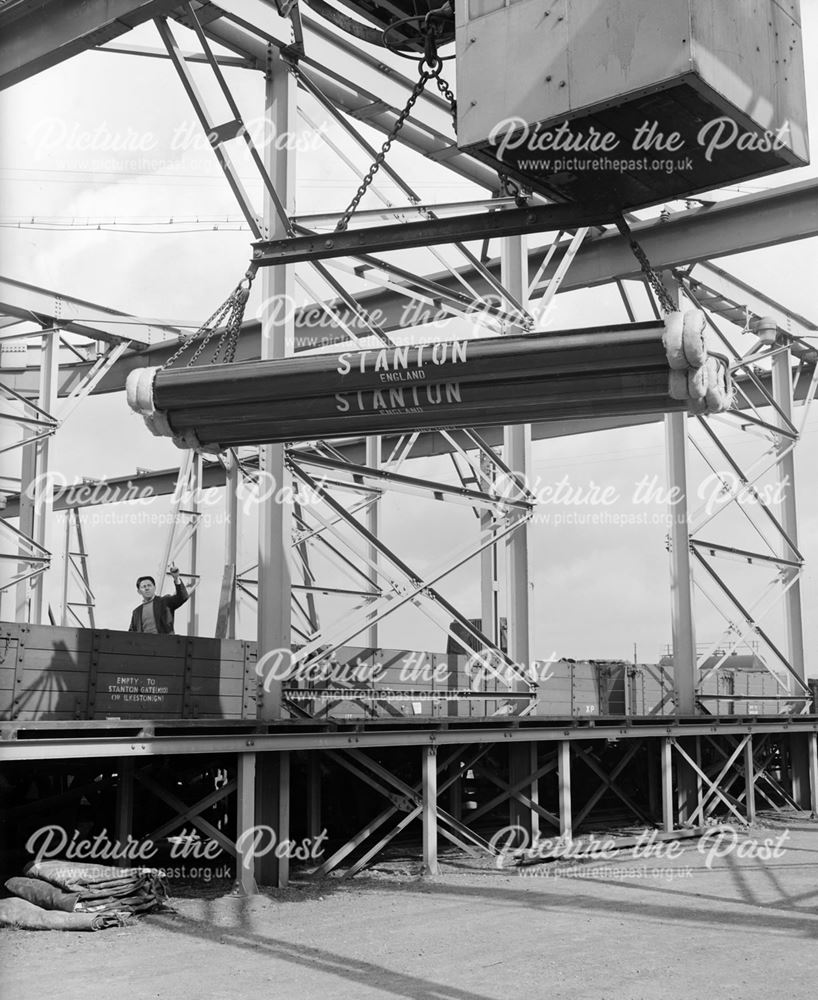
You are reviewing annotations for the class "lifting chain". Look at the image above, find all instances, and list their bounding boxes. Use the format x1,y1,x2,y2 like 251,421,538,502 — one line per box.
161,264,258,370
335,19,457,233
615,215,677,315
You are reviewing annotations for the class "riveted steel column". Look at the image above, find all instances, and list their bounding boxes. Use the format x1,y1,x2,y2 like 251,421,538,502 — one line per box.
479,451,498,649
502,234,532,673
771,340,805,680
257,45,294,719
0,381,24,617
503,233,536,836
222,455,239,638
771,335,809,803
665,410,696,714
255,45,294,890
366,436,380,649
27,330,58,624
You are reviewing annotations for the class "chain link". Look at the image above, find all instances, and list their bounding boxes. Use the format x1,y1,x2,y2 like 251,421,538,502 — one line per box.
161,266,257,370
433,70,457,131
335,68,432,233
334,19,458,233
616,216,676,315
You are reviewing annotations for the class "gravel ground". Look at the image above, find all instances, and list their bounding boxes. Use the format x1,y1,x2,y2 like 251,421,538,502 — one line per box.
1,817,817,1000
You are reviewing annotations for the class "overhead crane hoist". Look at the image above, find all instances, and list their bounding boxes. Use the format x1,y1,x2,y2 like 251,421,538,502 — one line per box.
126,0,806,451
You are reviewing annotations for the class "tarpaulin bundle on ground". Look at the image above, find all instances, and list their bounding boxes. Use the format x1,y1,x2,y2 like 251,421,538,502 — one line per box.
0,860,167,931
126,311,732,452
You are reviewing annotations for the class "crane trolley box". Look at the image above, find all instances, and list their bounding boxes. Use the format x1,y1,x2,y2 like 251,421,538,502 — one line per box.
456,0,809,208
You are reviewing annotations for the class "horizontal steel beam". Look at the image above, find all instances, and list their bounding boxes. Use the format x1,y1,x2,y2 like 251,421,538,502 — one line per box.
0,0,180,91
95,41,255,67
0,718,816,761
0,275,185,347
253,202,620,266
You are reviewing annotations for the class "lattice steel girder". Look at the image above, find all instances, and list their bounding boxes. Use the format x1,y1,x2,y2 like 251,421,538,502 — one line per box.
0,0,181,91
252,202,622,266
0,275,183,347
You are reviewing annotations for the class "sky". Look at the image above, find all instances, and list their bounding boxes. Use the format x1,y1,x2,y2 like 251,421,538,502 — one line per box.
1,4,817,677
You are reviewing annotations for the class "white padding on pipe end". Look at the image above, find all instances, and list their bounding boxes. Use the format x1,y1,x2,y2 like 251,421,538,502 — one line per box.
125,367,158,415
682,309,707,367
144,411,174,438
687,364,708,401
663,311,687,370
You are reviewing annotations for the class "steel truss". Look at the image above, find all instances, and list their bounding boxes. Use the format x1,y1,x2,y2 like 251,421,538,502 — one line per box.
230,435,536,699
676,271,817,713
4,723,814,887
0,302,150,621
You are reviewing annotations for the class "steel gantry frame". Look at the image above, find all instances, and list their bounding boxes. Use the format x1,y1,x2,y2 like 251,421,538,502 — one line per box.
676,267,817,712
0,275,185,620
1,0,817,890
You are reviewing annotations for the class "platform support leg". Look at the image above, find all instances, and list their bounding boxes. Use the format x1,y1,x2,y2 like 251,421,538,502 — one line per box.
508,743,539,841
790,734,812,810
647,741,659,821
676,737,699,825
744,735,756,824
115,758,134,865
307,752,323,857
661,737,674,832
422,746,439,875
236,751,258,895
808,733,818,818
558,740,572,840
255,752,290,888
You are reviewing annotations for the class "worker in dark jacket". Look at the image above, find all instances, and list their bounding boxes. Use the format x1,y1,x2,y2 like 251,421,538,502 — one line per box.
128,564,189,634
